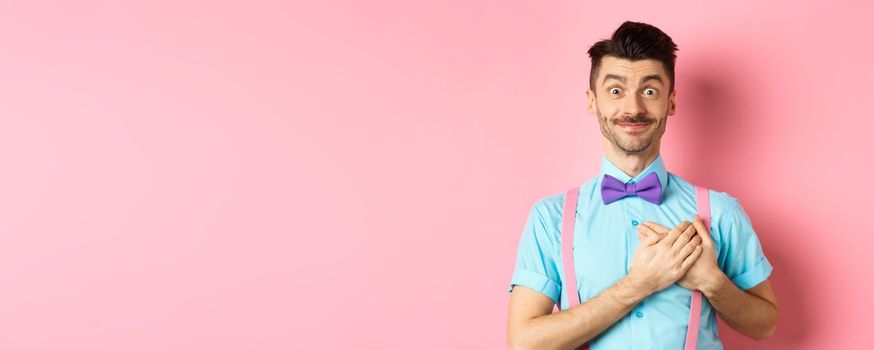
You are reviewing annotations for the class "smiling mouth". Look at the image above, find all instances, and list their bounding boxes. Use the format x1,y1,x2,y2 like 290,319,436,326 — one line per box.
617,123,650,132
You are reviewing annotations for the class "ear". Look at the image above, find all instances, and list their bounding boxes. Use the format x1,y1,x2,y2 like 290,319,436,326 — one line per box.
667,89,677,116
586,89,597,116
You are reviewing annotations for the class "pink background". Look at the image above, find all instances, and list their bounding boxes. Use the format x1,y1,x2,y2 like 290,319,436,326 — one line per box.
1,1,872,349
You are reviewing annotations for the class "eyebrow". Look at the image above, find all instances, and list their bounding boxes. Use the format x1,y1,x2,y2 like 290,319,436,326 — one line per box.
602,74,664,86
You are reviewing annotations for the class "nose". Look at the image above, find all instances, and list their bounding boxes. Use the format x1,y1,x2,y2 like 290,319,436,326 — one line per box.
622,93,645,117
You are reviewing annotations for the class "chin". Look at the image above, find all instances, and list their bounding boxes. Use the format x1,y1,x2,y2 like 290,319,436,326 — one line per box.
616,140,652,153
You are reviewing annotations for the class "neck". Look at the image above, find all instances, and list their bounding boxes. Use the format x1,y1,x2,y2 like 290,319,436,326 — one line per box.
603,142,660,179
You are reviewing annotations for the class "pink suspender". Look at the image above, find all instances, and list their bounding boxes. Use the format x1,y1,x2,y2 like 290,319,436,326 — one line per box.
561,186,582,308
560,185,710,350
686,185,710,350
560,187,588,350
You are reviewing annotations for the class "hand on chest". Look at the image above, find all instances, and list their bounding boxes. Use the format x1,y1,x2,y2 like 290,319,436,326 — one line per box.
568,208,723,294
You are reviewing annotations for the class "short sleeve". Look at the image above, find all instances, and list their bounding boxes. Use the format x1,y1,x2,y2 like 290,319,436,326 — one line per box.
714,197,773,290
507,200,562,305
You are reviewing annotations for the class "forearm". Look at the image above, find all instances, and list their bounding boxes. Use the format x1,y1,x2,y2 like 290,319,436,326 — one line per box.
511,275,653,350
701,272,778,340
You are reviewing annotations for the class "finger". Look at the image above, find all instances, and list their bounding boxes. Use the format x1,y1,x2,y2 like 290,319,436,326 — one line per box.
670,221,697,251
637,230,654,241
641,221,670,233
693,214,714,245
679,235,702,257
690,234,702,246
659,221,691,247
678,240,696,258
681,245,703,271
639,231,660,246
636,223,662,237
670,223,696,252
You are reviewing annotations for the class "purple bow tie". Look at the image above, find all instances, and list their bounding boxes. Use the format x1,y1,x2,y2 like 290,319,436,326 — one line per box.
601,172,662,205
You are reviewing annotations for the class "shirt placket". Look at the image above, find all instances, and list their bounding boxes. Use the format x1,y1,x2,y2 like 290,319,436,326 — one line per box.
623,180,648,350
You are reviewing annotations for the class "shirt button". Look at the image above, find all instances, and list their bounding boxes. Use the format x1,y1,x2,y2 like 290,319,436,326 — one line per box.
631,219,639,227
635,311,644,318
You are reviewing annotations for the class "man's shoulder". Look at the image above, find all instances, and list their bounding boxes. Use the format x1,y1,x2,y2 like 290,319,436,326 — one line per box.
528,191,565,223
667,172,742,221
532,177,600,210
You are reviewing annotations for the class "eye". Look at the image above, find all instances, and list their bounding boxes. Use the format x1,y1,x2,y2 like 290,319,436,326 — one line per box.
643,88,657,96
610,87,621,94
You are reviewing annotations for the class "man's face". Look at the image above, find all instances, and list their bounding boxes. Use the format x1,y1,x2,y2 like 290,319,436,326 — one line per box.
586,56,676,154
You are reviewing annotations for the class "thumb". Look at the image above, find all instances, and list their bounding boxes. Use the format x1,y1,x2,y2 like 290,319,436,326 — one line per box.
636,225,661,246
693,214,714,245
638,231,660,246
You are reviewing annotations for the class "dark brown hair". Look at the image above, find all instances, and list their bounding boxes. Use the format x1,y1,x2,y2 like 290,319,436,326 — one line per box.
587,21,679,92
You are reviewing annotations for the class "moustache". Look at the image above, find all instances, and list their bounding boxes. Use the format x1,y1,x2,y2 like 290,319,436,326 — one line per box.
614,117,654,124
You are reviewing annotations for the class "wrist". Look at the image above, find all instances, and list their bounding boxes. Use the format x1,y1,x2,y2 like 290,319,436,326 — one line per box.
625,272,656,298
699,269,729,297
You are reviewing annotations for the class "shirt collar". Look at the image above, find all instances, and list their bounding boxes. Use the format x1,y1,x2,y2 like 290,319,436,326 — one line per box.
598,154,670,201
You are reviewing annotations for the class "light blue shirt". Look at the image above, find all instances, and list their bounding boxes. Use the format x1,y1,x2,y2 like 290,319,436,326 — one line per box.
508,154,773,349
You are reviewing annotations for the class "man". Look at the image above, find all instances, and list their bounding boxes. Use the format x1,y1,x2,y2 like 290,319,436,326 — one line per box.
506,21,779,349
